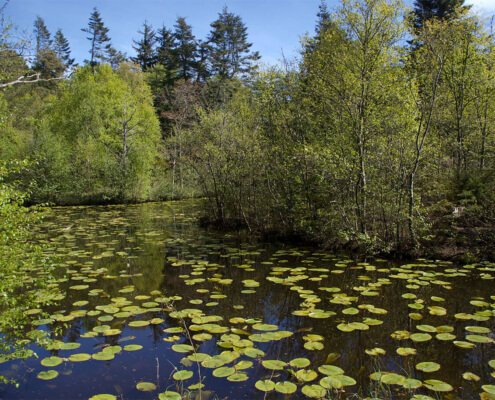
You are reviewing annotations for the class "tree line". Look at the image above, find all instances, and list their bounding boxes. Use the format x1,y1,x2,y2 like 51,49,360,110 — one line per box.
1,0,495,259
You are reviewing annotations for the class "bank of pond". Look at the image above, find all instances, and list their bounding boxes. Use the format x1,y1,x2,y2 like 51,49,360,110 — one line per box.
1,200,495,399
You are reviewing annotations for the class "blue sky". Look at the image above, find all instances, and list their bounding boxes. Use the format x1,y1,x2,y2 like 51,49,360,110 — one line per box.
6,0,325,66
6,0,495,67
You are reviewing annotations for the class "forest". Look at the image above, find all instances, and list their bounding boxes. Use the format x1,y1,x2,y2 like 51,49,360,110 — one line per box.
1,0,495,260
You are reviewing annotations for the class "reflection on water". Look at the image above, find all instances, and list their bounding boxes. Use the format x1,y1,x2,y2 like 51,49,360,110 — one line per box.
1,200,495,399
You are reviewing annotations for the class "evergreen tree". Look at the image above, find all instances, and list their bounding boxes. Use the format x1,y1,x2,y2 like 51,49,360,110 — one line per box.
53,28,74,70
208,7,260,79
156,26,177,68
195,39,210,82
132,21,157,71
315,0,332,36
411,0,470,32
33,16,51,60
172,17,197,81
82,7,112,66
107,47,127,70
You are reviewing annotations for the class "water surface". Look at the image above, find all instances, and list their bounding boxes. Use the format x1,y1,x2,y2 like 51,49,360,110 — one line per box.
1,200,495,399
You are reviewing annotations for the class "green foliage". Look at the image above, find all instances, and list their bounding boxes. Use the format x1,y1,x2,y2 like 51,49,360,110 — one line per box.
32,63,160,203
0,160,53,355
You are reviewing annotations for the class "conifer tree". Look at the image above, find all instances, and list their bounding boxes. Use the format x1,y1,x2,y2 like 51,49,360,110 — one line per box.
33,16,51,59
208,7,260,79
107,47,127,70
172,17,197,81
156,26,177,73
411,0,470,32
315,0,332,36
53,28,74,70
132,21,157,71
82,7,112,66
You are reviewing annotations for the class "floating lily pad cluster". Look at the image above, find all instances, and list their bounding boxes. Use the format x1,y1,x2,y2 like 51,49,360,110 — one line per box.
2,202,492,399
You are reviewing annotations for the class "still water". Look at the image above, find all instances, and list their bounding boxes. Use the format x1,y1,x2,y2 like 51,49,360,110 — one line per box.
1,200,495,400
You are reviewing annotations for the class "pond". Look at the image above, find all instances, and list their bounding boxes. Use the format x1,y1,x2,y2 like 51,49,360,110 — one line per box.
1,200,495,400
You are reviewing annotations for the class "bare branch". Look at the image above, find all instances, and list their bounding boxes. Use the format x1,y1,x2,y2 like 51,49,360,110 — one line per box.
0,73,64,89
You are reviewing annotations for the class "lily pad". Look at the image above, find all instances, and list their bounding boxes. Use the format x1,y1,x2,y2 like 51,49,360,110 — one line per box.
37,370,59,380
275,381,297,394
171,344,194,353
255,380,275,392
262,360,287,370
424,379,453,392
289,358,311,368
136,382,156,392
41,356,63,367
68,353,91,362
416,362,440,372
301,384,326,398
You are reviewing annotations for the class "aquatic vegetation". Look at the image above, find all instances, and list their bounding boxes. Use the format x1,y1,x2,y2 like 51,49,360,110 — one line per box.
1,201,495,399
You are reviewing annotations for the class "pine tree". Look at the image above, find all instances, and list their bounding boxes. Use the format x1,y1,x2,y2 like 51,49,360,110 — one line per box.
172,17,197,81
156,26,177,72
107,47,127,70
132,20,157,71
33,16,52,60
208,6,260,80
315,0,332,36
53,28,75,70
411,0,470,32
82,7,112,66
195,39,210,82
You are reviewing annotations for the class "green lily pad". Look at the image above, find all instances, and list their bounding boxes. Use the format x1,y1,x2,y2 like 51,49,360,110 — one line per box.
396,347,416,356
403,378,422,389
173,370,193,380
289,357,311,368
466,326,491,333
243,348,265,358
227,373,249,382
37,370,59,380
92,352,114,361
262,359,287,370
89,395,117,400
320,376,343,389
410,333,432,342
136,382,156,392
128,320,150,327
416,325,436,333
213,366,235,377
454,341,476,349
171,344,194,353
436,333,455,340
275,381,297,394
296,369,318,382
466,335,493,343
318,365,344,375
158,392,182,400
304,341,324,350
103,329,122,336
59,342,81,350
68,353,91,362
301,384,326,398
255,379,275,392
252,323,278,331
41,356,63,367
463,372,481,381
424,379,453,392
124,344,142,351
482,385,495,394
416,362,440,372
381,373,406,385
